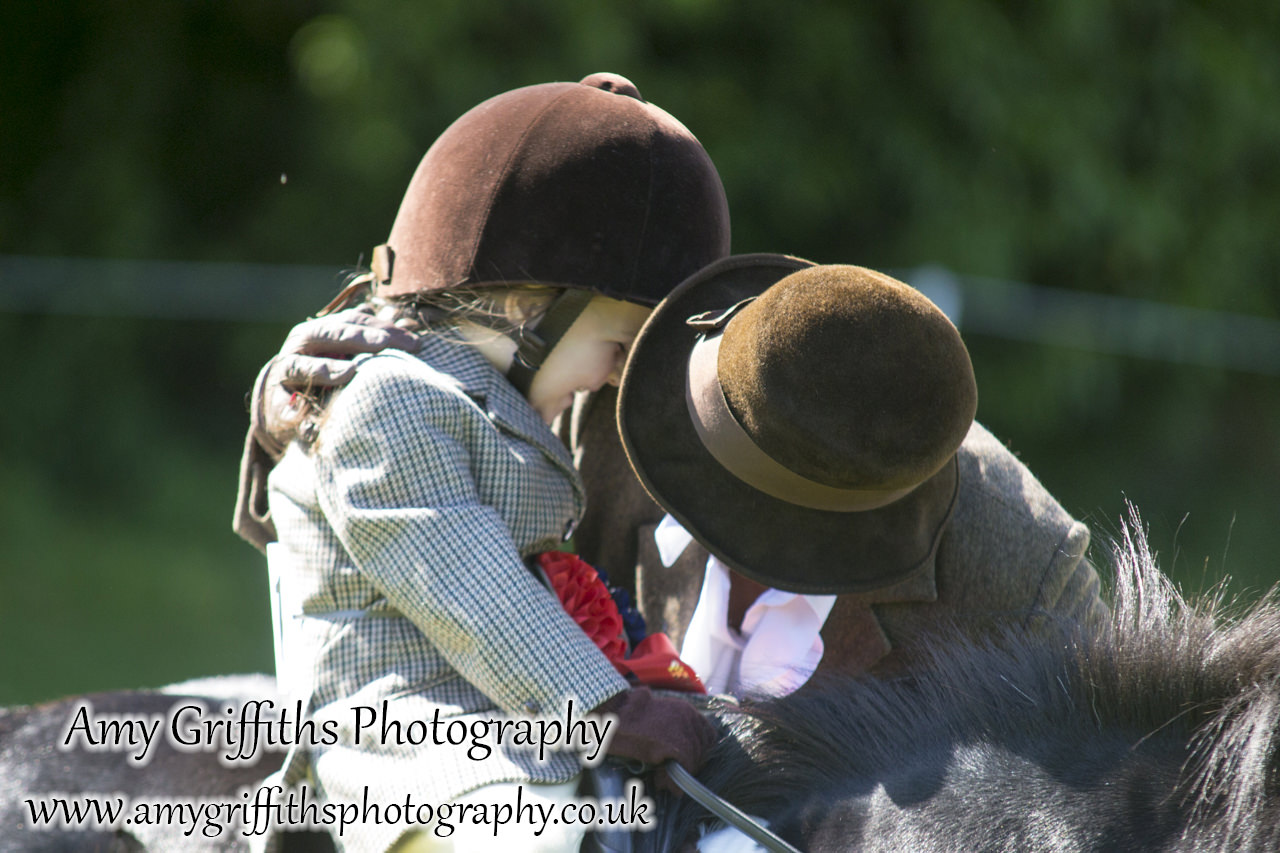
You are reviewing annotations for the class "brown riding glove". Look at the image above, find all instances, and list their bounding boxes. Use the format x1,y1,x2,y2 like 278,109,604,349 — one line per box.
253,307,421,451
234,308,420,549
596,687,717,794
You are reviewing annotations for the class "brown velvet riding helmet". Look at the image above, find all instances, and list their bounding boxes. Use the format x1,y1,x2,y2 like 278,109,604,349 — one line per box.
618,255,978,594
374,72,729,304
363,72,730,390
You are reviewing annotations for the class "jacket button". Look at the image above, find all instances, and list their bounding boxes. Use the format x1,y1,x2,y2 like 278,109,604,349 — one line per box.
523,699,542,715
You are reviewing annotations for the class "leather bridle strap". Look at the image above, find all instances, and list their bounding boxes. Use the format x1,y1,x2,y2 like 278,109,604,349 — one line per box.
507,288,595,395
664,761,804,853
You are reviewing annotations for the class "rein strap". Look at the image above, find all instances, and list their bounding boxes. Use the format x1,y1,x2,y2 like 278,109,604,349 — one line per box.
664,761,803,853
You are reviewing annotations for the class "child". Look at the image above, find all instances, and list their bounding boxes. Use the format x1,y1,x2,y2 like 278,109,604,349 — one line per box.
261,74,727,853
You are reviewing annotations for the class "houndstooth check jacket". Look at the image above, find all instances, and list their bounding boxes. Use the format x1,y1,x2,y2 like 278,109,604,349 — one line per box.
266,328,628,853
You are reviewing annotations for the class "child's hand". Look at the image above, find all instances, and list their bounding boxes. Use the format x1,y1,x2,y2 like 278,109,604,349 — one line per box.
596,687,717,792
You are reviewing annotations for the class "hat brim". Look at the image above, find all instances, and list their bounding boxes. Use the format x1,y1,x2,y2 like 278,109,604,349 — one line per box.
617,253,958,594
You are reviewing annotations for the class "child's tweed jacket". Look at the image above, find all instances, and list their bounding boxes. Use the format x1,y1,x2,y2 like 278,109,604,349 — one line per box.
266,329,628,852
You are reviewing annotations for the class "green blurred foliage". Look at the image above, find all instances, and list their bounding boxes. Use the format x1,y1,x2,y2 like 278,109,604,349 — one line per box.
1,0,1277,703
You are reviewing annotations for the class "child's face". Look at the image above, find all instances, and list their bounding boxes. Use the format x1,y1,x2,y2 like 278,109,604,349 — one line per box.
527,295,651,423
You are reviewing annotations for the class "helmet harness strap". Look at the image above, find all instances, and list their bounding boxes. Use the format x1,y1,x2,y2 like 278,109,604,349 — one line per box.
506,288,595,395
367,242,594,396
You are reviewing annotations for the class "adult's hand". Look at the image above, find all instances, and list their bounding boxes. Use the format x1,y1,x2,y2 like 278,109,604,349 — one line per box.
597,687,717,794
252,308,420,453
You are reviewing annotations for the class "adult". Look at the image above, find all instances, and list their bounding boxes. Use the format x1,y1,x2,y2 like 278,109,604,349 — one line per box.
617,255,1107,691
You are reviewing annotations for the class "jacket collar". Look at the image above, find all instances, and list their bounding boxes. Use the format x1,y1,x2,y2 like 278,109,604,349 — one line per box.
414,326,584,506
816,542,941,674
836,555,939,607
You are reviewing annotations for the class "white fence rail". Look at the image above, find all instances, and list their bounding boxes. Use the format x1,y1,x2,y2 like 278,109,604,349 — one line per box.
3,255,1279,375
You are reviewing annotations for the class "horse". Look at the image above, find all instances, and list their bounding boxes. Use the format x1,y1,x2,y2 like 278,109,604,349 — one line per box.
0,675,332,853
644,522,1280,852
4,520,1278,852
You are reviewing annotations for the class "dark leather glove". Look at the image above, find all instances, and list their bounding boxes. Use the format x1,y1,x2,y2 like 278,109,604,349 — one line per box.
253,307,421,451
236,308,420,549
597,687,717,788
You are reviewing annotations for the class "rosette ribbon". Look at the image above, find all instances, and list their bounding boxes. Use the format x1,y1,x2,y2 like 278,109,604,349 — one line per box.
536,551,705,693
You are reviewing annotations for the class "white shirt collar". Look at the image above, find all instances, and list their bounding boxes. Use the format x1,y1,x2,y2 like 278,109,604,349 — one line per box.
655,515,836,697
654,513,695,567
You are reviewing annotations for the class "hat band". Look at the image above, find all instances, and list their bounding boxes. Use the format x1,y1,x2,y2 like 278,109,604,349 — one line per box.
685,333,915,513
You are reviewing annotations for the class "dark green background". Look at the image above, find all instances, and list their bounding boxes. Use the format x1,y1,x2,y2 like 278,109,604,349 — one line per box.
3,0,1278,705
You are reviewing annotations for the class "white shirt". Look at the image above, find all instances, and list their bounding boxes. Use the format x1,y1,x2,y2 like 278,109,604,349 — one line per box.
654,515,837,698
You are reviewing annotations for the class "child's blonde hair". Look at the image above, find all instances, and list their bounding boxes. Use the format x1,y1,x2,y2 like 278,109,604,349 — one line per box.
383,280,557,337
291,273,558,446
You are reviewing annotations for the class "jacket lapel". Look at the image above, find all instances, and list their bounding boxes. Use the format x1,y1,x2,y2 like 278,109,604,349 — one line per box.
635,522,706,652
418,329,585,509
815,560,940,675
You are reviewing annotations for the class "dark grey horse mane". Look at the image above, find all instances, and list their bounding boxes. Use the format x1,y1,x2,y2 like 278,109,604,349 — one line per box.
648,519,1280,852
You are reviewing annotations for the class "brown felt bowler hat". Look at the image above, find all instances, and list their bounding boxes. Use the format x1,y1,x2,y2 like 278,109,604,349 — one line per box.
618,255,978,594
371,73,730,306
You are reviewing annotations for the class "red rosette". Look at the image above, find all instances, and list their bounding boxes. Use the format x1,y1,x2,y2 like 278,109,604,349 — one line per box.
536,551,706,695
616,634,707,693
537,551,626,661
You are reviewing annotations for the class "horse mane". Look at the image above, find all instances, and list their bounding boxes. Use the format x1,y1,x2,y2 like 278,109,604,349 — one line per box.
648,516,1280,851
